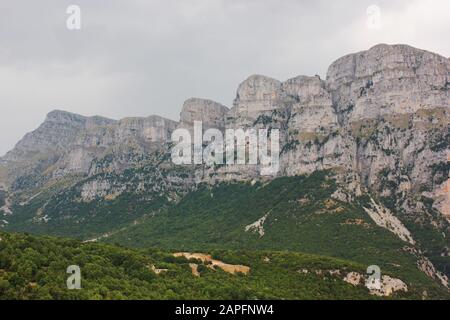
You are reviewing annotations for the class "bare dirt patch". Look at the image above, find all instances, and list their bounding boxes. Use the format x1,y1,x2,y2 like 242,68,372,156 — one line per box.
174,252,251,275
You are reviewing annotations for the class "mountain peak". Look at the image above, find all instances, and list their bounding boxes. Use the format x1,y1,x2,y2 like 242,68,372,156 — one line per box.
180,98,229,128
45,109,86,121
236,75,282,99
45,110,116,124
326,43,449,92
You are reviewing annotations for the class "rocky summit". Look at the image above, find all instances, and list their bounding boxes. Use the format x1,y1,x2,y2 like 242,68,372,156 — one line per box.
0,44,449,294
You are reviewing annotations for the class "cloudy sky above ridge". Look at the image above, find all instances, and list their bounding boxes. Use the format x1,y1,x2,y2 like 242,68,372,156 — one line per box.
0,0,449,155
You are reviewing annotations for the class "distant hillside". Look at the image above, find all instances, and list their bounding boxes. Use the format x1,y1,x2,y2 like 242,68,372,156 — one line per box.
1,232,449,300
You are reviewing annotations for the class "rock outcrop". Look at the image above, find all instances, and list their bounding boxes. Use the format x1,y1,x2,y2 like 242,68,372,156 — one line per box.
180,98,229,131
229,75,284,124
343,271,408,297
327,44,448,121
0,111,178,189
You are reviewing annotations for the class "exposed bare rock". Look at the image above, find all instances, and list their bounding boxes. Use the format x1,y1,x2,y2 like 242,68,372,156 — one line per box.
0,111,177,189
370,275,408,297
149,264,168,275
244,212,270,237
228,75,284,125
0,185,12,215
423,178,450,221
189,263,200,277
4,110,106,160
327,44,449,121
284,75,338,132
363,197,415,244
402,246,449,289
173,252,251,275
331,188,351,203
344,272,363,286
80,180,109,202
417,255,449,288
344,271,408,296
180,98,229,131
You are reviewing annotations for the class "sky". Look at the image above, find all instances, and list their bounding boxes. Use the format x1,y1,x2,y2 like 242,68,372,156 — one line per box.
0,0,449,156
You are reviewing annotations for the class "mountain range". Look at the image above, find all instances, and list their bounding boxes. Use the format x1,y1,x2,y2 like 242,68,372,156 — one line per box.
0,43,448,299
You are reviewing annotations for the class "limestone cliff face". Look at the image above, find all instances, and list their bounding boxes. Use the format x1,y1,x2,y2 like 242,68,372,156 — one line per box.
227,75,284,127
221,45,448,224
3,110,106,160
0,111,177,189
179,98,229,131
0,44,448,223
323,44,448,222
58,115,177,176
327,44,448,122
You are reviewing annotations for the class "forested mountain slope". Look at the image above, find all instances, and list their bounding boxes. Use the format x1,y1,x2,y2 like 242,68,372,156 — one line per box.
0,232,448,300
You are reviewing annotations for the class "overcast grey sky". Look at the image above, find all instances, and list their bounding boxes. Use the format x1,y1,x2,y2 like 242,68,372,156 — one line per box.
0,0,449,156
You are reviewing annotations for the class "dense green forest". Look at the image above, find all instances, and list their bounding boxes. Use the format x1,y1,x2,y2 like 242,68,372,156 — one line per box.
104,172,449,294
0,232,407,300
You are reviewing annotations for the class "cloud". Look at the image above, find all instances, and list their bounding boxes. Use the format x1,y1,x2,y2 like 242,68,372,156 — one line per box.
0,0,448,155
